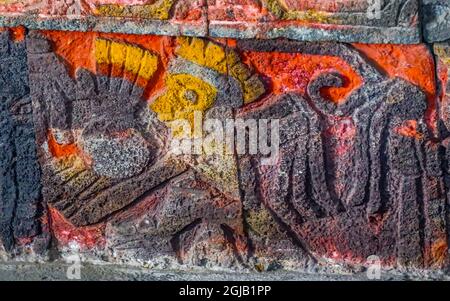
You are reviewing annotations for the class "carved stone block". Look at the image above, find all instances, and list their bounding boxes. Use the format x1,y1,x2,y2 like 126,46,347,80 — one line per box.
0,29,448,271
0,0,422,43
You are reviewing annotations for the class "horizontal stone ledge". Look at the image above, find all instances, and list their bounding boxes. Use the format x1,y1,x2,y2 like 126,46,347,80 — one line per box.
0,15,423,44
0,15,208,37
0,0,426,44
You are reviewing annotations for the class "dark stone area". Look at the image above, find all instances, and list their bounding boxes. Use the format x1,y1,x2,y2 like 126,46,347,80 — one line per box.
0,30,42,252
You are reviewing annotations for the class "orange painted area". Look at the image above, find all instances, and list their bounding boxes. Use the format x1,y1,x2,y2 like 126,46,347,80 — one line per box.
38,31,97,77
240,43,436,132
39,30,176,99
353,44,437,130
428,238,448,267
241,51,362,104
180,8,203,21
37,32,436,133
49,207,106,249
394,120,423,139
47,131,79,158
0,26,26,41
9,26,26,41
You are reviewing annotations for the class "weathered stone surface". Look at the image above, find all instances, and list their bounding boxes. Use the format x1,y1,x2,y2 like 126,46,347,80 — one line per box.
0,0,422,43
423,0,450,43
236,39,445,268
436,41,450,144
0,0,208,36
208,0,421,43
0,29,42,252
436,41,450,115
0,28,449,272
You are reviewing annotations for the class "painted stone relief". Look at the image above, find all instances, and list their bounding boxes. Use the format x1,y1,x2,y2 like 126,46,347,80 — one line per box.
0,27,448,271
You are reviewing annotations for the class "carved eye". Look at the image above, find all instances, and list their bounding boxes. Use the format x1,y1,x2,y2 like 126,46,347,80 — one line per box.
183,89,198,104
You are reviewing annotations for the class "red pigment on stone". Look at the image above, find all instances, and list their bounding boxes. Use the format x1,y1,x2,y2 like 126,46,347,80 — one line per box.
353,44,437,133
47,130,79,158
323,118,357,156
49,207,106,249
39,31,176,100
394,120,423,139
16,237,33,245
240,51,361,104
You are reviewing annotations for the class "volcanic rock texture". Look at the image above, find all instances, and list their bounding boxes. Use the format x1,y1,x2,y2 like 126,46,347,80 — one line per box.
0,0,450,272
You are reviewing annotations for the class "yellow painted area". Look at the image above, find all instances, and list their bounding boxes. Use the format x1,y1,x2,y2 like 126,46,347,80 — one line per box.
176,37,228,74
151,37,251,191
95,38,110,64
265,0,286,18
109,40,127,65
95,38,158,80
265,0,336,23
242,75,266,104
176,37,265,103
0,0,18,4
246,209,279,237
288,10,334,23
53,155,87,182
442,58,450,66
192,148,240,197
188,132,240,198
434,45,450,69
96,0,176,20
435,46,450,59
150,74,217,137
